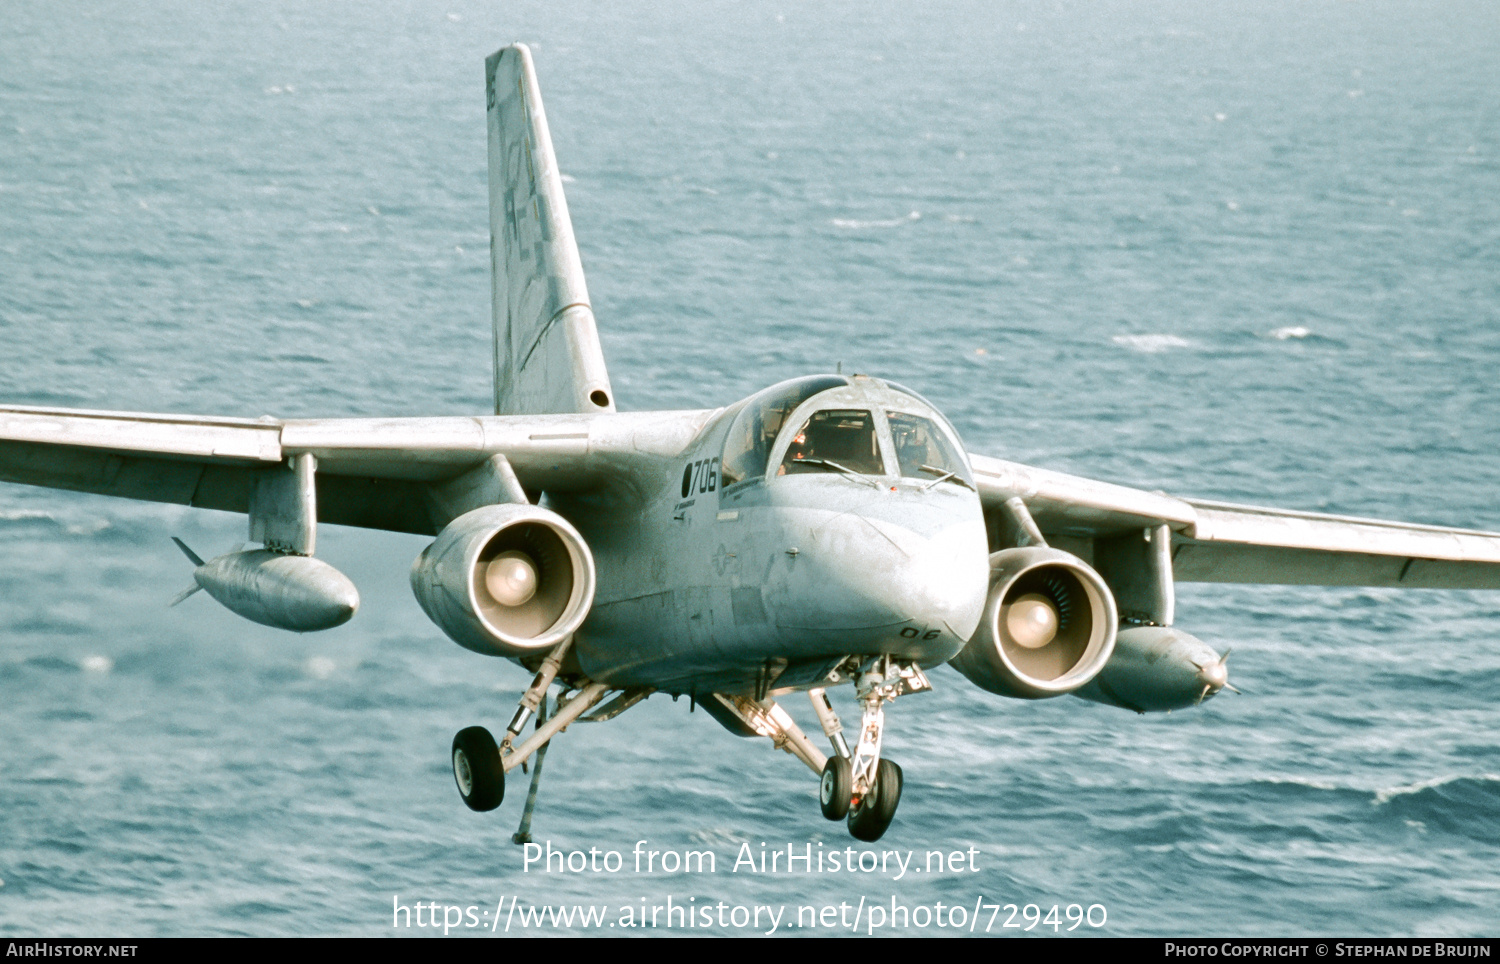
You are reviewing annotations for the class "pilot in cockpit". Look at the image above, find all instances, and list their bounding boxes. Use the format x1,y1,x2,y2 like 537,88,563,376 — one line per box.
778,429,811,474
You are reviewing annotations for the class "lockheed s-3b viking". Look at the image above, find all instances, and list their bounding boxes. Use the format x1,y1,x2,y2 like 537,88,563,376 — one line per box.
5,45,1500,843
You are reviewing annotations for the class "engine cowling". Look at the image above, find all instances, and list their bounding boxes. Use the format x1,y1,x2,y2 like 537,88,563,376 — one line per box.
411,504,596,658
949,546,1117,699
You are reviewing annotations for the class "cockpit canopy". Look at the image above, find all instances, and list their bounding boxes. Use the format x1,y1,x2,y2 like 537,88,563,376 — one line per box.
720,375,847,487
719,374,972,489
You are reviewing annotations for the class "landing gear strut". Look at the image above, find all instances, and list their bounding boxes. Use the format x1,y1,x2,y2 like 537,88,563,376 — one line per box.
810,657,930,841
706,693,829,773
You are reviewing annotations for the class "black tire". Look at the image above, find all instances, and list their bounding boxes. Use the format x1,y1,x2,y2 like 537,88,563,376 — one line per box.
847,759,903,841
820,756,853,820
452,726,505,812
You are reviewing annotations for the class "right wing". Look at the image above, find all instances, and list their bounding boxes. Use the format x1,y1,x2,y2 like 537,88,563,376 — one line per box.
0,404,712,536
970,453,1500,590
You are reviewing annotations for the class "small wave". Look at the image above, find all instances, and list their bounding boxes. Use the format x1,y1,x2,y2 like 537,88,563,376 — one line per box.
0,509,114,538
1372,774,1500,842
23,655,81,673
80,655,113,674
689,827,749,846
831,211,920,229
305,656,337,679
41,708,95,722
1112,334,1192,353
1373,773,1500,806
1269,326,1312,340
0,509,65,531
1256,774,1347,794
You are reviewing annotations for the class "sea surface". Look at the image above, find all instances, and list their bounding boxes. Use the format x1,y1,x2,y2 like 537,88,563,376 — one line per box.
2,0,1498,938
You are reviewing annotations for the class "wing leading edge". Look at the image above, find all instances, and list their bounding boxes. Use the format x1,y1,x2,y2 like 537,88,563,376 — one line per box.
970,453,1500,590
0,404,712,537
5,404,1498,588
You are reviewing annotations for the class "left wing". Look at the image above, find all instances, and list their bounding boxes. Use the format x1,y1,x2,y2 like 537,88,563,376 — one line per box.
971,453,1500,589
0,404,711,536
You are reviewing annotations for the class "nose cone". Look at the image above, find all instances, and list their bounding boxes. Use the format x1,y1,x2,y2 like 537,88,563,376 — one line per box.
1196,658,1228,694
485,551,539,607
316,572,361,628
772,502,989,659
893,518,989,644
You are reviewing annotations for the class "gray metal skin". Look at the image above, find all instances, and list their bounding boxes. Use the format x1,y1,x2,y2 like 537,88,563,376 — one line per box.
557,377,990,696
190,550,359,633
1072,626,1227,714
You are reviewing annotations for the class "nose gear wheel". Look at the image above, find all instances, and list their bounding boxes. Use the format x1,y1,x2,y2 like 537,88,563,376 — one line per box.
848,759,903,841
820,756,853,820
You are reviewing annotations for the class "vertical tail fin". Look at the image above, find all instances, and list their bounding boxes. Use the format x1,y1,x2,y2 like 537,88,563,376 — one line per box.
486,44,615,416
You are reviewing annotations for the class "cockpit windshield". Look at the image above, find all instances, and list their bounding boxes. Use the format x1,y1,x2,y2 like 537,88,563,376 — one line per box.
720,373,974,490
779,410,884,476
887,411,971,483
720,375,849,487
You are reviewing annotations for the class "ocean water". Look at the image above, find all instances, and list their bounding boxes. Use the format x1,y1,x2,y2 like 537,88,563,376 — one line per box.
2,0,1499,937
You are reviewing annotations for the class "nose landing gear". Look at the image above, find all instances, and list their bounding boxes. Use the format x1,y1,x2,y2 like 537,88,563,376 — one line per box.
809,657,930,841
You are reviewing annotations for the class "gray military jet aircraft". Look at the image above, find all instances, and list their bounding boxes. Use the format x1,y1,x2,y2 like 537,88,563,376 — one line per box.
4,44,1499,843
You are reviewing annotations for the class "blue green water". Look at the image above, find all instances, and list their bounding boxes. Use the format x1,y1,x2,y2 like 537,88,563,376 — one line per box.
2,0,1498,937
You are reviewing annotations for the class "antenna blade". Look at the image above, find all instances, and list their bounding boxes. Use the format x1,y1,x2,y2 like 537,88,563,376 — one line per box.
171,537,205,567
168,583,202,608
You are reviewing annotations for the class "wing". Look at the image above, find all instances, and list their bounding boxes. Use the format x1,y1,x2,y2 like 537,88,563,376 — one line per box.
0,404,712,536
971,453,1500,590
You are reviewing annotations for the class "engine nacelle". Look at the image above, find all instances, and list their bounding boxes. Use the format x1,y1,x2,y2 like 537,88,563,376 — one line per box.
949,546,1118,699
411,504,596,658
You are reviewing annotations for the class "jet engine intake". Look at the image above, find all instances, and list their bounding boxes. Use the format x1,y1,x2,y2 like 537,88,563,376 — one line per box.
949,546,1117,699
411,504,596,658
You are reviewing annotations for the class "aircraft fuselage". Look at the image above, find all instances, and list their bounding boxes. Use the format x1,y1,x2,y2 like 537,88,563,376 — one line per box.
557,375,992,696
